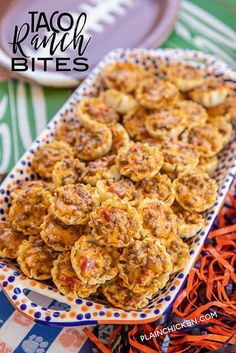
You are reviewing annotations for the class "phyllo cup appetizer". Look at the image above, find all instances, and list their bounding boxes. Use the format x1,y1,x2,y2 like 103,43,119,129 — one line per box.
208,119,233,147
40,213,90,251
89,199,142,247
136,173,175,205
115,142,164,181
80,154,120,186
78,97,119,125
198,156,218,176
74,123,112,161
118,238,173,297
9,185,50,236
171,203,204,239
50,183,99,226
161,141,199,177
102,89,138,115
52,252,98,298
108,123,130,154
10,180,54,200
71,235,118,286
32,140,75,179
138,199,176,239
145,108,187,140
161,233,190,274
173,100,207,126
207,90,236,123
0,221,25,258
189,76,230,108
166,63,205,92
17,236,58,280
136,78,179,109
97,178,138,203
56,117,82,145
123,106,150,141
102,277,149,310
102,62,146,94
173,170,218,213
181,124,224,157
52,158,85,187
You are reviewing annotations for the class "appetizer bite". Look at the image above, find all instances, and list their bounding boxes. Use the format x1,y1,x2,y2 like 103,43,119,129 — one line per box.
52,158,85,186
71,235,118,285
118,238,173,296
161,233,190,273
173,170,218,212
52,252,98,298
123,106,150,141
32,140,74,179
102,62,145,93
78,97,119,125
10,180,54,200
17,236,58,280
161,141,199,176
136,78,178,109
97,178,138,203
50,184,99,225
181,124,224,157
115,142,164,181
189,76,230,108
74,124,112,161
0,221,25,258
102,277,149,310
136,173,175,205
198,156,218,176
145,108,187,140
207,90,236,122
138,199,176,239
102,89,138,114
56,117,82,145
9,186,50,236
80,154,120,186
40,213,88,251
171,202,204,239
108,123,130,154
173,100,208,126
209,120,233,147
166,63,205,91
89,199,142,247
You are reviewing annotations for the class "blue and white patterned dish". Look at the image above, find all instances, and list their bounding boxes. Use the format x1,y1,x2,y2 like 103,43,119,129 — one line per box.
0,48,235,326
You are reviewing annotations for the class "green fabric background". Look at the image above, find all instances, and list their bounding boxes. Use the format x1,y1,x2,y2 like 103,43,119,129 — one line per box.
0,0,235,173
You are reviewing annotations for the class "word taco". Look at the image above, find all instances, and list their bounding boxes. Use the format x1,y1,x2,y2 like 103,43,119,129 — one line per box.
9,11,91,72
